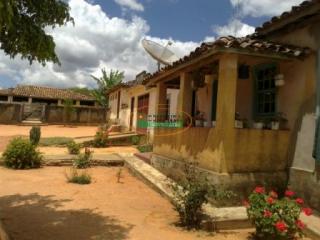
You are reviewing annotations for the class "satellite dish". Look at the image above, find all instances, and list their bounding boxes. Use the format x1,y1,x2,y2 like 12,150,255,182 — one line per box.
142,38,179,70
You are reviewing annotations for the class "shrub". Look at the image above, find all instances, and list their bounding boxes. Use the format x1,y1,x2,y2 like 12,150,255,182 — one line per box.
29,126,41,145
131,135,140,145
66,168,91,185
67,141,81,155
3,138,42,169
137,144,153,153
73,148,92,169
245,187,313,240
170,162,233,229
93,126,108,148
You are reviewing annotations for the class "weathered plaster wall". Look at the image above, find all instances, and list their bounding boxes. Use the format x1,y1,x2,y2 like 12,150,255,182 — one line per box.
0,103,22,123
45,105,106,124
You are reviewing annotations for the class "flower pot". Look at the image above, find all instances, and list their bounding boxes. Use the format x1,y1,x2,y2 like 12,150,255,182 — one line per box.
235,120,243,129
203,121,210,127
253,122,264,129
271,121,280,130
275,79,285,87
195,120,203,127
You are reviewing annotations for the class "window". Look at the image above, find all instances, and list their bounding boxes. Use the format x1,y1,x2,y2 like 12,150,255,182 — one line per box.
254,64,277,116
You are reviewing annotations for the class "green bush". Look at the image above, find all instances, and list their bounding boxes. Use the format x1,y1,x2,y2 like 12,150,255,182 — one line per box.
131,135,140,145
3,138,42,169
29,126,41,145
93,126,108,148
73,148,92,169
66,168,91,185
170,162,234,229
67,141,81,155
137,144,153,153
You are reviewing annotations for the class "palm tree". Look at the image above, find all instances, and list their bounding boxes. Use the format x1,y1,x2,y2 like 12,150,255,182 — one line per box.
91,69,124,108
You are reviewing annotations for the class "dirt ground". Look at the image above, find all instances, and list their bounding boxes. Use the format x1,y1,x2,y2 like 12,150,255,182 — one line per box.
38,146,138,155
0,167,254,240
0,124,97,138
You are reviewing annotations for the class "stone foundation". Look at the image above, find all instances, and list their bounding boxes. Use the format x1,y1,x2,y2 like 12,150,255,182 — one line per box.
289,167,320,211
151,154,288,197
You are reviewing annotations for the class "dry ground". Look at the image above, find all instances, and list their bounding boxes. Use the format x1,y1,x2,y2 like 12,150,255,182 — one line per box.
0,124,97,138
0,167,253,240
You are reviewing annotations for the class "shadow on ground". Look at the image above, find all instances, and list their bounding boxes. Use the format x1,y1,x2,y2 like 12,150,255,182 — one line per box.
0,193,133,240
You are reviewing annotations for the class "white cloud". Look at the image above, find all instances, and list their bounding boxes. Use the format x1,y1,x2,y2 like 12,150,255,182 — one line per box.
203,36,216,42
230,0,306,17
214,19,255,37
0,0,198,89
114,0,144,11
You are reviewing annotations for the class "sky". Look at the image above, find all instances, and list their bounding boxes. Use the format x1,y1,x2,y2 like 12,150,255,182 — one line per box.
0,0,306,89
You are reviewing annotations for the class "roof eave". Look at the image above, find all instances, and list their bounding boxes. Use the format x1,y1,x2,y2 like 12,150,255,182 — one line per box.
145,47,305,87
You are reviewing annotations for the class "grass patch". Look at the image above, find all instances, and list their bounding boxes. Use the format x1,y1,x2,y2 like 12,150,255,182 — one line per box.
39,137,74,147
66,168,91,185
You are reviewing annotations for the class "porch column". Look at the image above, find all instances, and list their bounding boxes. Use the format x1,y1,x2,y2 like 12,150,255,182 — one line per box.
177,72,193,117
216,54,238,173
205,74,214,123
28,97,32,104
155,82,167,121
216,54,238,130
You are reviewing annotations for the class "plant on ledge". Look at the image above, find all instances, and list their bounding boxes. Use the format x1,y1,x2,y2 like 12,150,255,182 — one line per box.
245,187,313,240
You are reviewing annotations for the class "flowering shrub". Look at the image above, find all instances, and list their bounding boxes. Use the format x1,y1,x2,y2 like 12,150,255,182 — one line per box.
245,187,312,239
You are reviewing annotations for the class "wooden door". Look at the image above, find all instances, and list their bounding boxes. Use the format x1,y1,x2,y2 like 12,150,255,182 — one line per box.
137,94,149,133
129,97,135,131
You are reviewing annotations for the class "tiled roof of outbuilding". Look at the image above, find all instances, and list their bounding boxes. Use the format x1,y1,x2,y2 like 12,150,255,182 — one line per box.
0,85,95,101
144,36,311,83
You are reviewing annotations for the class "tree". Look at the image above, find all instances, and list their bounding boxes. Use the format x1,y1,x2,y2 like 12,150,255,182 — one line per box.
0,0,73,65
91,69,124,107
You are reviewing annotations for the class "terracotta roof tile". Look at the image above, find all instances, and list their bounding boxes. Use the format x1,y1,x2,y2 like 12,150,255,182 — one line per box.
256,0,320,34
144,36,311,83
1,85,95,101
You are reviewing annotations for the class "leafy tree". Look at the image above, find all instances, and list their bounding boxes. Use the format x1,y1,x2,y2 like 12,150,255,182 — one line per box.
91,69,124,107
0,0,73,65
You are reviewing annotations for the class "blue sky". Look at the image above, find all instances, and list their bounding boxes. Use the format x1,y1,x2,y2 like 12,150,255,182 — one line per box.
96,0,268,42
0,0,305,89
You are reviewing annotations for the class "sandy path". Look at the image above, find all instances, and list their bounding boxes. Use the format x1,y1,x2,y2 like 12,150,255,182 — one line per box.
0,167,253,240
38,146,139,155
0,124,97,138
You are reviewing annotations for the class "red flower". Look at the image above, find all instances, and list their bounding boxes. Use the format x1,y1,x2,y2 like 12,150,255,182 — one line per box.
254,187,265,194
296,220,305,229
267,197,275,204
296,198,304,205
269,191,278,199
275,221,287,232
303,208,313,216
263,210,272,218
285,190,295,198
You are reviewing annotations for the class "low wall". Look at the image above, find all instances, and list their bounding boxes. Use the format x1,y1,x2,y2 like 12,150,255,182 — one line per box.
151,154,287,197
0,103,22,124
45,105,106,125
153,128,290,173
0,103,106,125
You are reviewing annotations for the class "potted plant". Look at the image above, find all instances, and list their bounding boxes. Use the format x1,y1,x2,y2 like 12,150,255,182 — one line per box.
270,112,288,130
235,112,243,129
253,119,264,129
245,187,313,240
195,111,205,127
